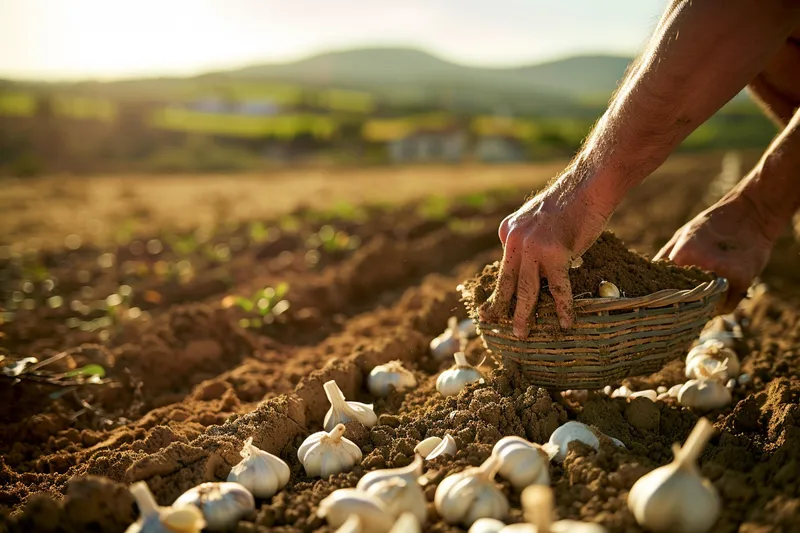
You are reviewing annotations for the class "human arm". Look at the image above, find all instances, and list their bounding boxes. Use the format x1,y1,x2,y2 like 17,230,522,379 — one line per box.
483,0,800,336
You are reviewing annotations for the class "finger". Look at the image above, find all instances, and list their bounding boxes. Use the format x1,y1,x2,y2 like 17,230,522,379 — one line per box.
498,214,513,246
479,236,522,321
512,257,540,338
543,263,575,329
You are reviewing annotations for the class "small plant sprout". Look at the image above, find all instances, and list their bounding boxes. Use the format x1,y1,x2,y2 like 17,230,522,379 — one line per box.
298,423,362,477
627,418,720,533
522,485,608,532
318,489,394,533
678,361,733,411
543,421,625,463
598,281,621,298
125,482,205,533
323,380,378,430
367,360,417,397
226,437,290,498
436,338,484,397
434,455,509,527
491,436,550,490
232,282,290,328
173,482,254,532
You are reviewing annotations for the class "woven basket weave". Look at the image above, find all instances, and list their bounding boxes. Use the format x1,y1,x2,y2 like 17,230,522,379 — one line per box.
473,277,729,389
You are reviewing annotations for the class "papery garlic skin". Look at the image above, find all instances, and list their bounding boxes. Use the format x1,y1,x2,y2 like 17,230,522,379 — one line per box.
598,281,621,298
628,418,720,533
677,379,732,411
365,477,428,524
427,434,458,460
434,456,509,526
125,482,205,533
368,361,417,397
318,488,394,533
226,437,290,498
173,482,254,532
323,380,377,431
414,436,443,458
298,423,362,477
436,352,483,397
468,518,507,533
492,436,550,490
686,340,739,378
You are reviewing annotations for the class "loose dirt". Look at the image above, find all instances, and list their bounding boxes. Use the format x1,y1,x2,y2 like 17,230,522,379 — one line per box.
2,152,799,533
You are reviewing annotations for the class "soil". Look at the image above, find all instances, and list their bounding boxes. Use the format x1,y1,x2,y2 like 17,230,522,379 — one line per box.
1,152,800,533
463,231,715,318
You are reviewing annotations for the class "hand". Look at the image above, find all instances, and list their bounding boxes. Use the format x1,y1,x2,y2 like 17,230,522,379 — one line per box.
655,193,775,312
479,179,612,337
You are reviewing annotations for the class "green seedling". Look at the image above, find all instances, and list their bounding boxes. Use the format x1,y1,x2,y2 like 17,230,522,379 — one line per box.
234,282,290,328
417,195,451,221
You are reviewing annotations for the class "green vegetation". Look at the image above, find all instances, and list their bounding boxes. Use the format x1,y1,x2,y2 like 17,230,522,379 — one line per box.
234,282,291,328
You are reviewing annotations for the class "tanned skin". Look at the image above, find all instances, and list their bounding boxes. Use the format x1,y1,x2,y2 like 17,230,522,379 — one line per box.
480,0,800,338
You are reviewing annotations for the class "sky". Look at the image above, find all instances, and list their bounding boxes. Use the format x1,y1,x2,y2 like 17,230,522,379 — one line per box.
0,0,668,81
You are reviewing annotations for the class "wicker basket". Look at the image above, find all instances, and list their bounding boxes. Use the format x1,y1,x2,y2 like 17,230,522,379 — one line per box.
473,277,729,389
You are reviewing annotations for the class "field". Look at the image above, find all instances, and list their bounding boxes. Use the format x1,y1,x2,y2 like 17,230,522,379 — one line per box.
1,153,800,532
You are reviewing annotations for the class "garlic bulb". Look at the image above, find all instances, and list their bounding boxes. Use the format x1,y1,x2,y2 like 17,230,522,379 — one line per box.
323,380,377,431
627,418,720,533
436,351,483,397
522,485,608,533
364,477,428,524
426,434,458,460
226,437,290,498
469,518,507,533
492,436,549,490
434,456,509,526
318,488,394,533
598,281,621,298
698,315,741,349
356,454,423,495
336,515,362,533
629,390,657,402
125,482,205,533
414,436,442,458
390,512,422,533
298,423,362,477
368,360,417,397
430,317,476,360
543,421,624,463
686,340,740,378
173,482,254,532
677,379,732,411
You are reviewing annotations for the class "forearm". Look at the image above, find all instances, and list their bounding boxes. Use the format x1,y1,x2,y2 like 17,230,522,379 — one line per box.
736,109,800,241
560,0,800,214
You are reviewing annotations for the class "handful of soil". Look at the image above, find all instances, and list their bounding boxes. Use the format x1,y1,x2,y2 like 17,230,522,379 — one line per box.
464,231,714,318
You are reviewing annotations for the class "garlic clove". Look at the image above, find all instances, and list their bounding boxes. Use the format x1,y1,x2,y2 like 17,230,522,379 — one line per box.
667,383,683,397
627,418,720,533
126,482,206,533
657,386,668,394
365,477,428,524
323,380,377,431
611,385,632,398
318,488,395,533
598,281,621,298
414,436,443,458
436,351,484,397
434,456,509,526
543,421,600,463
357,454,423,493
298,424,363,478
368,361,417,397
602,385,613,395
678,379,732,411
430,316,463,360
426,434,458,460
335,515,362,533
390,512,422,533
226,437,290,499
492,436,550,490
522,485,608,533
468,518,507,533
629,390,658,402
173,482,254,532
